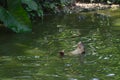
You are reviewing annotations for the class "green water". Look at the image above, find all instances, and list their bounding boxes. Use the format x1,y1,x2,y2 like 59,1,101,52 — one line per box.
0,9,120,80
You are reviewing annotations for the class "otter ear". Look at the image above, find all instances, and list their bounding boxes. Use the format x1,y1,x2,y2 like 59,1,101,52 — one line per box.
77,42,82,48
77,41,82,45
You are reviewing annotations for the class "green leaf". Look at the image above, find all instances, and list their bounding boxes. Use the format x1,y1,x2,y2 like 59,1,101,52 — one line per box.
0,7,31,33
50,3,56,9
5,0,32,33
21,0,38,11
21,0,43,17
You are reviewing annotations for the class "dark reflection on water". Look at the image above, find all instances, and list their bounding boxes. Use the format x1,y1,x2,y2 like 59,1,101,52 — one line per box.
0,9,120,80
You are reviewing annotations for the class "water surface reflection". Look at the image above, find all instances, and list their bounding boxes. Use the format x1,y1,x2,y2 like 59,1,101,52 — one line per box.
0,9,120,80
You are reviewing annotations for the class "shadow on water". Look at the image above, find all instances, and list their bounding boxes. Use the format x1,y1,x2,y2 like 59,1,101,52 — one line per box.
0,9,120,80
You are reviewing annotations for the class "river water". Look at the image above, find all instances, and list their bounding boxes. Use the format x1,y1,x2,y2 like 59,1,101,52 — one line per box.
0,9,120,80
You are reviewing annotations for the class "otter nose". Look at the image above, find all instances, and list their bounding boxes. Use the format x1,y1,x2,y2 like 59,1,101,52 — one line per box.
59,50,64,57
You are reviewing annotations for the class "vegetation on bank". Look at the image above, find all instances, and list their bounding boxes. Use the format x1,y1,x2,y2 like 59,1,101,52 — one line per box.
0,0,120,33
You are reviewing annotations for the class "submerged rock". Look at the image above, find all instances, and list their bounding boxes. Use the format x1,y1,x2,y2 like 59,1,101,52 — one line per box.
78,15,86,20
